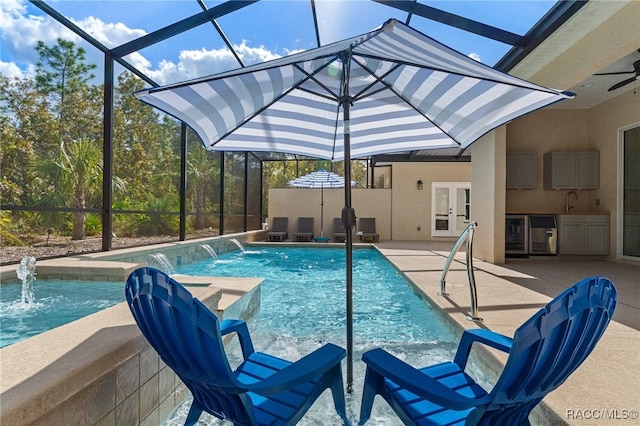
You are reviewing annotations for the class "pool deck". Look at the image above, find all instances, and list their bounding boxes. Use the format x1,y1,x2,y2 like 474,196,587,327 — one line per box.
373,240,639,425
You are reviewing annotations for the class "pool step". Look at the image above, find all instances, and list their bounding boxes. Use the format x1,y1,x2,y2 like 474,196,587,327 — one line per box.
172,275,263,315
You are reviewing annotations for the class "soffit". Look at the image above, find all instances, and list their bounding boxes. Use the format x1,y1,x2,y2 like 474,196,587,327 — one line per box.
510,0,640,109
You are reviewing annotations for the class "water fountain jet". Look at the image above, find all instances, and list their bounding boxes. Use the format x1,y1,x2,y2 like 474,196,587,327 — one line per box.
16,256,36,305
148,253,176,275
200,244,219,260
230,239,246,253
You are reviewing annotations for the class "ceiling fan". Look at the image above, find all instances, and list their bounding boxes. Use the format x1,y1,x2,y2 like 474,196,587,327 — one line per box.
595,49,640,92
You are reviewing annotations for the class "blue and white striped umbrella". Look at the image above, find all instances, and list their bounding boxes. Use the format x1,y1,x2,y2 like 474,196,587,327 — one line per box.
288,169,356,239
135,18,574,390
136,18,572,161
287,169,354,189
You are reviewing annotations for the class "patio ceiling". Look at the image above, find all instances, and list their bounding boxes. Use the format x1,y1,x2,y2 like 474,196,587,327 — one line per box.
27,0,640,161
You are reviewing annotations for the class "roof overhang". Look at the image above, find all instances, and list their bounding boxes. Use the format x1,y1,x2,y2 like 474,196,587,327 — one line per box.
507,0,640,109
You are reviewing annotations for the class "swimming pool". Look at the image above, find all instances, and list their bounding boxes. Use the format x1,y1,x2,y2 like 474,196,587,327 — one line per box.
165,246,487,425
1,245,490,424
178,246,456,344
0,280,124,348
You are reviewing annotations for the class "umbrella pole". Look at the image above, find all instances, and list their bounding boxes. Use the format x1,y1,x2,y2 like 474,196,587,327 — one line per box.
340,50,355,393
320,185,324,238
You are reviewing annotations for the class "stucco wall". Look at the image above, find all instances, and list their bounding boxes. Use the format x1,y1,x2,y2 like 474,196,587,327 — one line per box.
471,128,506,264
505,109,593,213
391,163,471,240
267,188,392,240
588,90,640,258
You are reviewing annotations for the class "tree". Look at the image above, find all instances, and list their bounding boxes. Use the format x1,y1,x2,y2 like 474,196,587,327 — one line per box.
187,139,219,230
26,39,109,240
35,38,97,146
113,72,158,206
0,75,53,206
30,139,104,240
113,71,182,212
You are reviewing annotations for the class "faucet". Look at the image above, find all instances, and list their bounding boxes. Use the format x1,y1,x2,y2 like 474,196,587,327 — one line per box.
565,191,578,212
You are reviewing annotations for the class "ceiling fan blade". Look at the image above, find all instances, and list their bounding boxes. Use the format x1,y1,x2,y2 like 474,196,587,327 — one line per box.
608,76,639,91
595,70,635,76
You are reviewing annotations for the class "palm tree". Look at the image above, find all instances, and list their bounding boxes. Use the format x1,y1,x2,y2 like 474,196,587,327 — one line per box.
31,139,123,240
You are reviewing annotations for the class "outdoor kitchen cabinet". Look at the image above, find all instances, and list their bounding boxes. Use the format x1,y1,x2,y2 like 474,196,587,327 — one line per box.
543,151,599,190
558,214,609,255
506,151,537,189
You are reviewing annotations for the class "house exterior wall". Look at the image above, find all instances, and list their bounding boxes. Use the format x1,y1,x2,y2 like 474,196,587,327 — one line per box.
505,90,639,259
505,109,592,213
588,90,639,259
471,128,507,264
268,162,472,243
390,163,471,241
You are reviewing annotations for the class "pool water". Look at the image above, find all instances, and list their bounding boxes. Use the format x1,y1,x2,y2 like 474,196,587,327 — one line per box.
0,280,124,348
178,247,455,345
165,247,485,425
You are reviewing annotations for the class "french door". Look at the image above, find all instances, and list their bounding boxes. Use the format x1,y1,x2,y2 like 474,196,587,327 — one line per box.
622,125,640,258
432,182,471,237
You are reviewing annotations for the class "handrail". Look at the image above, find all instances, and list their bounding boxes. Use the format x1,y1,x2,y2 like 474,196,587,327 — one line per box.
439,221,482,322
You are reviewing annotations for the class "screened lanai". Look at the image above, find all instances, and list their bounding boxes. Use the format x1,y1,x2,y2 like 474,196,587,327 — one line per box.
1,0,589,263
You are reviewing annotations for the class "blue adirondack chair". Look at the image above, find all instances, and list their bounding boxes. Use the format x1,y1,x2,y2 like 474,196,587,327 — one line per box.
359,275,617,425
125,267,349,426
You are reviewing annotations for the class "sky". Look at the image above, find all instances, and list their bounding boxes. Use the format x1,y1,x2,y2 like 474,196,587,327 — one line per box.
0,0,557,86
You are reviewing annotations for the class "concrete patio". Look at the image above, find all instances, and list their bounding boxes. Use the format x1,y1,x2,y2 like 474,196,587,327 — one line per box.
375,240,639,425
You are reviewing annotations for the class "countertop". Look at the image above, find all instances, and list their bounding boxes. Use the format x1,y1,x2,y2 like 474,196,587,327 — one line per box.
506,211,610,215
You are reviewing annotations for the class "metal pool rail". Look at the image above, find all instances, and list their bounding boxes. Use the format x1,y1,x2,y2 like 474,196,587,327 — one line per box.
439,221,482,322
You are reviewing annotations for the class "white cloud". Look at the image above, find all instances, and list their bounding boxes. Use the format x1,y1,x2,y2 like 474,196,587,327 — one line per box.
1,0,79,70
469,52,482,62
1,0,289,86
73,16,146,48
235,41,282,65
129,41,285,86
174,41,284,77
0,60,25,79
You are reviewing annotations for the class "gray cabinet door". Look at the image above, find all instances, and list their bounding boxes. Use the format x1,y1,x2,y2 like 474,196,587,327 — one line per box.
544,151,600,190
559,222,584,254
551,152,576,189
576,151,600,189
544,152,575,189
506,152,537,189
585,222,609,254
